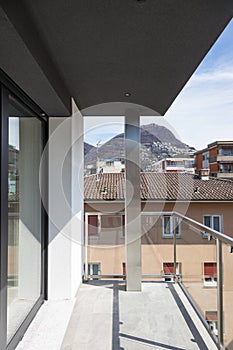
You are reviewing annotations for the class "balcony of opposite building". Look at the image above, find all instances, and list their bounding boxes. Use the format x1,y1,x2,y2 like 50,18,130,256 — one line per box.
217,156,233,162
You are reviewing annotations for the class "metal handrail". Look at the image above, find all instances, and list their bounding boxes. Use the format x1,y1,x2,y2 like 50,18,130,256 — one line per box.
86,273,179,280
141,211,233,247
85,210,233,349
173,211,233,247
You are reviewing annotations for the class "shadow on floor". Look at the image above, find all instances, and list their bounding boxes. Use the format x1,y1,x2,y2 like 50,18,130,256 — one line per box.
167,283,208,350
108,281,209,350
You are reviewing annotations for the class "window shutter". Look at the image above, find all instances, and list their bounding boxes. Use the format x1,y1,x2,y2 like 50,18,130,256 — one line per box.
88,215,98,235
205,311,217,321
204,263,217,277
122,262,126,280
163,263,174,274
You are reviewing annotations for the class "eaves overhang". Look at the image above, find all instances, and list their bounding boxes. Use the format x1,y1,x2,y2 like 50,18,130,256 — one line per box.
0,1,232,116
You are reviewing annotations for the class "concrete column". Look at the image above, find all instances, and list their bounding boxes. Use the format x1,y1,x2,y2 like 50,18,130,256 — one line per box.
48,100,84,299
71,99,84,296
125,109,141,291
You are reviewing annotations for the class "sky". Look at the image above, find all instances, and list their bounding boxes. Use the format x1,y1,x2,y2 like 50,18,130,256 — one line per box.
9,117,19,149
84,19,233,151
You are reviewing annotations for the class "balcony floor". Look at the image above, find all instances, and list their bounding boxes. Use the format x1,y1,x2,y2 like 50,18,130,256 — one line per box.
60,281,217,350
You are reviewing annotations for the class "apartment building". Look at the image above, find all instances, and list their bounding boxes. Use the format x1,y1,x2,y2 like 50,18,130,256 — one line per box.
196,141,233,179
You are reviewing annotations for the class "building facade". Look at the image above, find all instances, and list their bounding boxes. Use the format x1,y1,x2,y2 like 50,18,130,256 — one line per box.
196,141,233,179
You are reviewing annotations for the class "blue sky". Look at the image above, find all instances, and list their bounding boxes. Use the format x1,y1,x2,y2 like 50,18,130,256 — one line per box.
164,19,233,149
84,20,233,150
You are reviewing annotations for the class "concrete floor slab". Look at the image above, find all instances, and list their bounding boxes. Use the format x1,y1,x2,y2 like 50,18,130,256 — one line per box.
16,299,76,350
61,281,218,350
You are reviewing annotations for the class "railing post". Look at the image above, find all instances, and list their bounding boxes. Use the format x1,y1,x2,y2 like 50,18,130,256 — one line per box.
173,214,177,282
84,213,89,281
216,238,224,348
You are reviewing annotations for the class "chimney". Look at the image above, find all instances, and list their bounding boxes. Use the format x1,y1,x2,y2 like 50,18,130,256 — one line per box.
199,168,209,180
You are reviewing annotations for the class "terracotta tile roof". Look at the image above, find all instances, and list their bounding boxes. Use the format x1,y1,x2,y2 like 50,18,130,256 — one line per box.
84,173,233,201
85,173,125,200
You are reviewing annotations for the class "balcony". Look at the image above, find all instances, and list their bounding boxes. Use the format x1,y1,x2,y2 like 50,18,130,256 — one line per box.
83,212,233,350
217,166,233,178
217,156,233,162
217,173,233,179
61,281,217,350
15,213,233,350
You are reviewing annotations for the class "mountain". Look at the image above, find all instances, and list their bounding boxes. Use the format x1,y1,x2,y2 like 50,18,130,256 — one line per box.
141,123,187,148
84,142,95,156
84,123,193,172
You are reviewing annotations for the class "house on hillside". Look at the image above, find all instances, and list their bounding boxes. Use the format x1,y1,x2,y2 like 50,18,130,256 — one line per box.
97,158,125,174
153,157,195,173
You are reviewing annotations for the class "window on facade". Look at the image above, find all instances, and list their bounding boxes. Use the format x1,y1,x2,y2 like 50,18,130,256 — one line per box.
204,262,217,287
219,147,233,156
203,215,221,238
162,216,181,238
101,215,121,229
122,215,125,237
106,161,114,167
163,262,174,274
141,215,156,235
205,311,218,336
88,215,99,236
87,263,101,280
88,263,101,275
219,164,233,173
163,262,180,282
122,262,126,280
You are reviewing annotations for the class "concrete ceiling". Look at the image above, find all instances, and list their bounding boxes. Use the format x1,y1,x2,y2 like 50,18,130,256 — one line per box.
0,1,232,116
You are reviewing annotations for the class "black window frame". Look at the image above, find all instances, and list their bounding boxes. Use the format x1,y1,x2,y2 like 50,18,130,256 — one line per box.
0,69,48,350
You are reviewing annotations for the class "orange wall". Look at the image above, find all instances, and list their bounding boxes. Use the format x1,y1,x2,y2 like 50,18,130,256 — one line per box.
209,146,218,158
195,153,203,173
85,201,233,237
210,163,218,173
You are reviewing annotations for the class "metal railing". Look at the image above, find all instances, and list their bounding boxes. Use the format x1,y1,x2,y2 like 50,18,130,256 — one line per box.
84,211,233,349
153,211,233,350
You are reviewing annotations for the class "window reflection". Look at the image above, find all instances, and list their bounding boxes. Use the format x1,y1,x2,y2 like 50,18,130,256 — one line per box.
7,96,43,342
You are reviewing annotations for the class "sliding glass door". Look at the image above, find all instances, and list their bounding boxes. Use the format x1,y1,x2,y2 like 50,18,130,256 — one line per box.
7,95,44,342
0,77,47,350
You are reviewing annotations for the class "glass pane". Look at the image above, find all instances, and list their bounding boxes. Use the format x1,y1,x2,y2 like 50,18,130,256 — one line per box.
7,96,43,342
223,244,233,349
174,217,181,237
164,216,171,235
141,214,174,281
176,220,217,339
87,214,125,278
213,216,220,232
204,216,211,227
